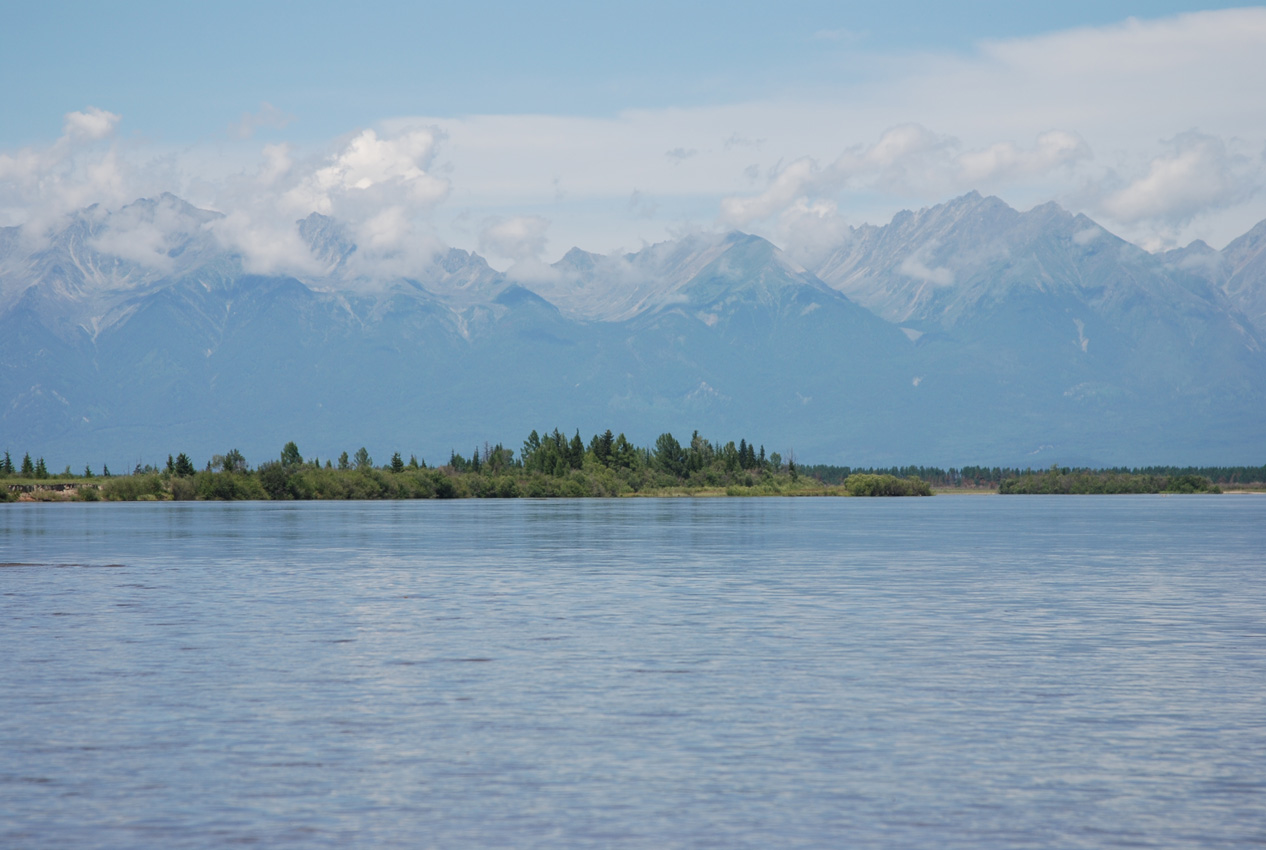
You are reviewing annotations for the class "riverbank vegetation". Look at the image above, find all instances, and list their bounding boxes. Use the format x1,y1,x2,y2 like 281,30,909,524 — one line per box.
802,462,1260,491
996,467,1223,494
3,441,1252,502
1,431,932,502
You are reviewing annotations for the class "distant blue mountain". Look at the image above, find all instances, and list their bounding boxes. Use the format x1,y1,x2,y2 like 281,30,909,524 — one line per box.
1,193,1263,469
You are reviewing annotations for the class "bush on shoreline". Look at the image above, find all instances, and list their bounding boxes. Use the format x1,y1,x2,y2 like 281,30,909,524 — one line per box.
3,427,924,502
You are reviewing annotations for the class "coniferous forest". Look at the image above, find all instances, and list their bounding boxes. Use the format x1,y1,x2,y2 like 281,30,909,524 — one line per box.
1,428,930,501
2,428,1252,502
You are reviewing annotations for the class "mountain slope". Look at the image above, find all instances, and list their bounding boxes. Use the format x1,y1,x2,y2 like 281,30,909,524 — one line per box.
1,195,1263,468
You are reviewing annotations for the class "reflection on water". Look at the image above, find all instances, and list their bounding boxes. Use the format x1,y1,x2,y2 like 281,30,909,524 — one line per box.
2,497,1265,848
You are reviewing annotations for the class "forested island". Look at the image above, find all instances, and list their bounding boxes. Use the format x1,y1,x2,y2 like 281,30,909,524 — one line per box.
4,430,1254,502
2,428,932,502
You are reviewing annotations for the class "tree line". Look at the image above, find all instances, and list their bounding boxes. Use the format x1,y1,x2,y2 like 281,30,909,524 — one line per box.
7,436,1252,501
996,467,1222,495
6,430,921,501
801,463,1261,489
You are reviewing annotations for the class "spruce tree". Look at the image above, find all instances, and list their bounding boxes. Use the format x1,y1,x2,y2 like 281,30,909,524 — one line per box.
21,453,34,477
391,452,404,473
2,451,13,475
174,453,196,477
35,458,48,479
280,442,303,467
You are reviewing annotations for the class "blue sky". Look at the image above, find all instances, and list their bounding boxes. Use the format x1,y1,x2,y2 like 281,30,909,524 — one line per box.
2,2,1263,269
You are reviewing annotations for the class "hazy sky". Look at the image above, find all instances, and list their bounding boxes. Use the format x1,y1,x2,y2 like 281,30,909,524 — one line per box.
2,1,1263,270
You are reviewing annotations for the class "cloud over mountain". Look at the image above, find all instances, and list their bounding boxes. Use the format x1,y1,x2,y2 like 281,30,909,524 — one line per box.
2,10,1266,268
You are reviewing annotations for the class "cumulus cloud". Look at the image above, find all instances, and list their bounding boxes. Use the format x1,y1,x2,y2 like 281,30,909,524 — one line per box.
282,127,449,217
956,131,1090,184
86,194,213,273
719,125,1088,229
1099,131,1259,226
63,107,121,140
5,9,1266,271
208,209,322,276
770,198,852,267
719,156,820,227
479,215,550,262
258,143,293,185
0,107,147,238
204,126,452,274
0,115,456,278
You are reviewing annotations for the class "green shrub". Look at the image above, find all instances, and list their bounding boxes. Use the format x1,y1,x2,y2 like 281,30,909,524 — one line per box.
101,474,166,501
844,473,932,497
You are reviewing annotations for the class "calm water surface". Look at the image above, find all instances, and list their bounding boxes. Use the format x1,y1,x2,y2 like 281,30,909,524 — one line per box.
1,496,1264,848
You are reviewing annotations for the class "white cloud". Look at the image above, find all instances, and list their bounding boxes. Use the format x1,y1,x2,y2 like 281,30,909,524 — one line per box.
1100,131,1259,226
770,198,851,267
4,9,1266,268
898,255,954,287
955,130,1090,184
0,107,146,237
62,107,121,141
479,215,550,262
85,194,211,273
1072,225,1104,246
203,127,451,274
719,125,1088,230
208,210,323,276
258,143,293,185
355,205,412,252
719,156,819,227
283,127,449,216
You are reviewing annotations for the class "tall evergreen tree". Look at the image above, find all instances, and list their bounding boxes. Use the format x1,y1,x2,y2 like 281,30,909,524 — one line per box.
653,433,686,477
1,451,12,475
174,453,196,477
21,453,34,476
591,429,615,466
34,458,48,479
281,442,303,467
391,452,405,473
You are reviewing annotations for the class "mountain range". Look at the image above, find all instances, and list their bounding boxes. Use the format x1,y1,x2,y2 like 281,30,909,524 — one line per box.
2,191,1263,469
